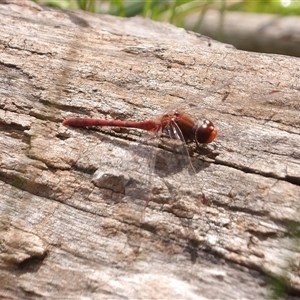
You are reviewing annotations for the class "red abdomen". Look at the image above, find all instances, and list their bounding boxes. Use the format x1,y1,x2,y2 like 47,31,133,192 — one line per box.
63,118,159,131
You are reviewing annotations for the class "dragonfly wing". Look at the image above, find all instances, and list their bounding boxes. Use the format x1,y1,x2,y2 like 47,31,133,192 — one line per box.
149,121,208,246
163,120,194,174
164,120,185,142
91,132,160,207
157,121,205,215
92,128,169,255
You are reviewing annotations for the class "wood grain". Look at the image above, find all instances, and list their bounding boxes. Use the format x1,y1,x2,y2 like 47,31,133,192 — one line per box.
0,0,299,298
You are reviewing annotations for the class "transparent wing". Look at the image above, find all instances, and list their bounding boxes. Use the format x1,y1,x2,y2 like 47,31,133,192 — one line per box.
90,128,162,254
155,120,205,217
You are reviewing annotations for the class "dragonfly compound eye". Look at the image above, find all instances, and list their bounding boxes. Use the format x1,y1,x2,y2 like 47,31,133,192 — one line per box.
195,119,218,144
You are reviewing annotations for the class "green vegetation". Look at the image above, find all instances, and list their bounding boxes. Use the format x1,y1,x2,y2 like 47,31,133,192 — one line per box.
32,0,300,27
32,0,300,44
230,0,300,16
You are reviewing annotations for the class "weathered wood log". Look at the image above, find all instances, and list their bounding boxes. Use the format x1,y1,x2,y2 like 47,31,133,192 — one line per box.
0,0,300,298
185,9,300,58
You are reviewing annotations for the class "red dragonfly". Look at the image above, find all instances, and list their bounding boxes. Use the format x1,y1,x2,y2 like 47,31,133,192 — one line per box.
62,111,217,146
63,111,217,207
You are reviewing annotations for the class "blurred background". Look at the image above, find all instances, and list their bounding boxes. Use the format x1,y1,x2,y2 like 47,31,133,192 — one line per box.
32,0,300,57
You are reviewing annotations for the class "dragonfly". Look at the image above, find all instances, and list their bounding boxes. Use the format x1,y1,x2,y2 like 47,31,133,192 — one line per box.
62,110,217,147
63,111,218,208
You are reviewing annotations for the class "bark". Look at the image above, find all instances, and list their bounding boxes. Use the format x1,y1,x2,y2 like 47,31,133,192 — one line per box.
185,10,300,58
0,0,300,299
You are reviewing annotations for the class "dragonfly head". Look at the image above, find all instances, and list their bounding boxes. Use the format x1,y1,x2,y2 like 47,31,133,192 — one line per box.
195,119,217,145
